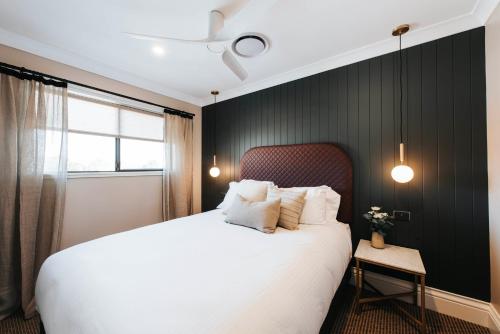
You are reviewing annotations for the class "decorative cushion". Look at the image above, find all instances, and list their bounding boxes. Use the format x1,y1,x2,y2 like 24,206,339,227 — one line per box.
279,186,341,225
224,194,281,233
217,180,272,212
267,187,306,230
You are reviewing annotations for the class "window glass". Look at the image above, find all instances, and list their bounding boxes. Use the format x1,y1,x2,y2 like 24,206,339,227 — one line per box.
67,95,164,172
120,138,163,170
68,132,115,171
120,108,163,140
68,97,119,135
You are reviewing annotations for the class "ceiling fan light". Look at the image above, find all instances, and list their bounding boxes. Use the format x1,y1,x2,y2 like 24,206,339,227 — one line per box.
232,34,268,58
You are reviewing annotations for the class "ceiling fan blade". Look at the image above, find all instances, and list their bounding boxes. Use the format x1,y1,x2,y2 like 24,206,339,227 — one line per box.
208,10,225,41
217,0,279,40
222,50,248,81
125,32,209,44
126,10,225,44
127,1,278,45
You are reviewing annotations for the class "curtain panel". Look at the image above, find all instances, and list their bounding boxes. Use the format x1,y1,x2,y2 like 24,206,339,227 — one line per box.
163,114,193,220
0,72,68,319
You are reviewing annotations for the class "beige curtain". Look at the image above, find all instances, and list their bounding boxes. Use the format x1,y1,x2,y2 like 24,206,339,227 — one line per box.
0,72,67,319
163,113,193,220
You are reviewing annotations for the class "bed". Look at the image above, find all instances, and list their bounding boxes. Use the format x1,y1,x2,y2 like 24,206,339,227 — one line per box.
36,143,353,334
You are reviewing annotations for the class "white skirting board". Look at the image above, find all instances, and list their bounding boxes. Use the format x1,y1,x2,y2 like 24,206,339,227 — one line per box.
349,267,500,331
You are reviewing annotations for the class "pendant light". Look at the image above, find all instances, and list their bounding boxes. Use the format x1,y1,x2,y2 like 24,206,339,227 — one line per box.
391,24,414,184
209,90,221,178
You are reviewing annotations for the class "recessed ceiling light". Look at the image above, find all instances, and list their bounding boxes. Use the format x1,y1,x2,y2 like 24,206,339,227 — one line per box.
152,45,165,56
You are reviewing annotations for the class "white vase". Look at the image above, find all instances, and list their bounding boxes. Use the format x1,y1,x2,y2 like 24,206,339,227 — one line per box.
371,232,385,249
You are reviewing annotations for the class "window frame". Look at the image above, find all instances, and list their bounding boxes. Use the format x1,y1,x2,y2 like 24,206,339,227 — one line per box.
67,94,164,174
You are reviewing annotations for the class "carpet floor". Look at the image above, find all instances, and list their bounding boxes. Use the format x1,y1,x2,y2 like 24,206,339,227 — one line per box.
321,286,491,334
0,286,492,334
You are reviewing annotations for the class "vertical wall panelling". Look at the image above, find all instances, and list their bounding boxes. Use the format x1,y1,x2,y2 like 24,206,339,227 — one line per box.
420,39,440,294
381,52,397,247
407,45,423,251
202,27,489,301
471,27,490,301
453,32,474,297
436,35,458,294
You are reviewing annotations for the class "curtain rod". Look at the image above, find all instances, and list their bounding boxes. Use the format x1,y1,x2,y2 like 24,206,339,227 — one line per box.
0,61,195,119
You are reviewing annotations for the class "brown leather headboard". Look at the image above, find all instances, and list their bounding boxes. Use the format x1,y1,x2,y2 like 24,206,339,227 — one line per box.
240,143,353,223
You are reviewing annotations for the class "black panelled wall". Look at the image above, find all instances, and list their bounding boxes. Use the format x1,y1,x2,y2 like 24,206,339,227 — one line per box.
202,27,489,301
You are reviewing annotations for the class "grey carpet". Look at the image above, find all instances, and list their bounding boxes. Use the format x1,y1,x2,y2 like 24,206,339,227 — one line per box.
321,286,491,333
0,286,492,334
0,311,39,334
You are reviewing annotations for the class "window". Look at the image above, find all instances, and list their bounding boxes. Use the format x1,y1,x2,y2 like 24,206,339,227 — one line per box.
68,94,164,172
68,133,115,171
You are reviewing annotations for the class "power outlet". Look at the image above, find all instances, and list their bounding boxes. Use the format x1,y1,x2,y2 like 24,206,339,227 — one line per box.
393,210,411,222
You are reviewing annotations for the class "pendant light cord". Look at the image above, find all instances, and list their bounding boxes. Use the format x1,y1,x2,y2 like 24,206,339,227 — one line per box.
213,94,217,159
399,34,403,145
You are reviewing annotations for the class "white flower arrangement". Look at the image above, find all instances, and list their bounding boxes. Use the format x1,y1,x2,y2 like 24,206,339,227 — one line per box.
363,206,394,237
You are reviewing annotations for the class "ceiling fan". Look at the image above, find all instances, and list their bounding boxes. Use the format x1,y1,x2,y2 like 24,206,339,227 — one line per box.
125,1,276,81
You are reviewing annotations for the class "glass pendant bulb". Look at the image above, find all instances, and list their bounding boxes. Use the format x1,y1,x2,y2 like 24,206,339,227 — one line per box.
391,164,414,183
209,155,220,178
209,166,220,178
391,143,414,183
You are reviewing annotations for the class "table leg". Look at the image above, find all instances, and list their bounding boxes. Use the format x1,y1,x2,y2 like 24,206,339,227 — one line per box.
355,259,361,313
420,275,426,333
360,262,364,293
413,275,418,305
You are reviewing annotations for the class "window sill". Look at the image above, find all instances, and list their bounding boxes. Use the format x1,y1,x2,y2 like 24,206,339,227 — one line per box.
68,171,163,179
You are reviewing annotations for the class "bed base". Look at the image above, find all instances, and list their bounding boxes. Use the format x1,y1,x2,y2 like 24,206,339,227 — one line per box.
37,269,352,334
340,264,352,287
319,265,353,334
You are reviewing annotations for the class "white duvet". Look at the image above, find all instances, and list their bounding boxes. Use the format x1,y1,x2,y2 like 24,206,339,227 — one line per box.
36,210,352,334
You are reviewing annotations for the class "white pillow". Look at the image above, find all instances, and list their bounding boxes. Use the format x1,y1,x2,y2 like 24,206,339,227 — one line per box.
324,186,342,222
217,180,273,212
277,185,341,224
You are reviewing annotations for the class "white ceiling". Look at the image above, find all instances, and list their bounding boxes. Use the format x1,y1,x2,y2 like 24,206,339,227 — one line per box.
0,0,498,106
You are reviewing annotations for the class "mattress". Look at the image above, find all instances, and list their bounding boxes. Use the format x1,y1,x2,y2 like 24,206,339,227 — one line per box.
35,209,352,334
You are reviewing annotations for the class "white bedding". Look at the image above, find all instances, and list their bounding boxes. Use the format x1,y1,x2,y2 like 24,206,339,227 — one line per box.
36,210,352,334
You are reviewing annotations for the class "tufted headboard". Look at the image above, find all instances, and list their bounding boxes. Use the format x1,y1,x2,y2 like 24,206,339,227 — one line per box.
240,143,353,223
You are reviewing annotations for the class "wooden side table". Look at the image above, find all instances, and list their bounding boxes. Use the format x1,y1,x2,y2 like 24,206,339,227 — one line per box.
354,239,427,333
